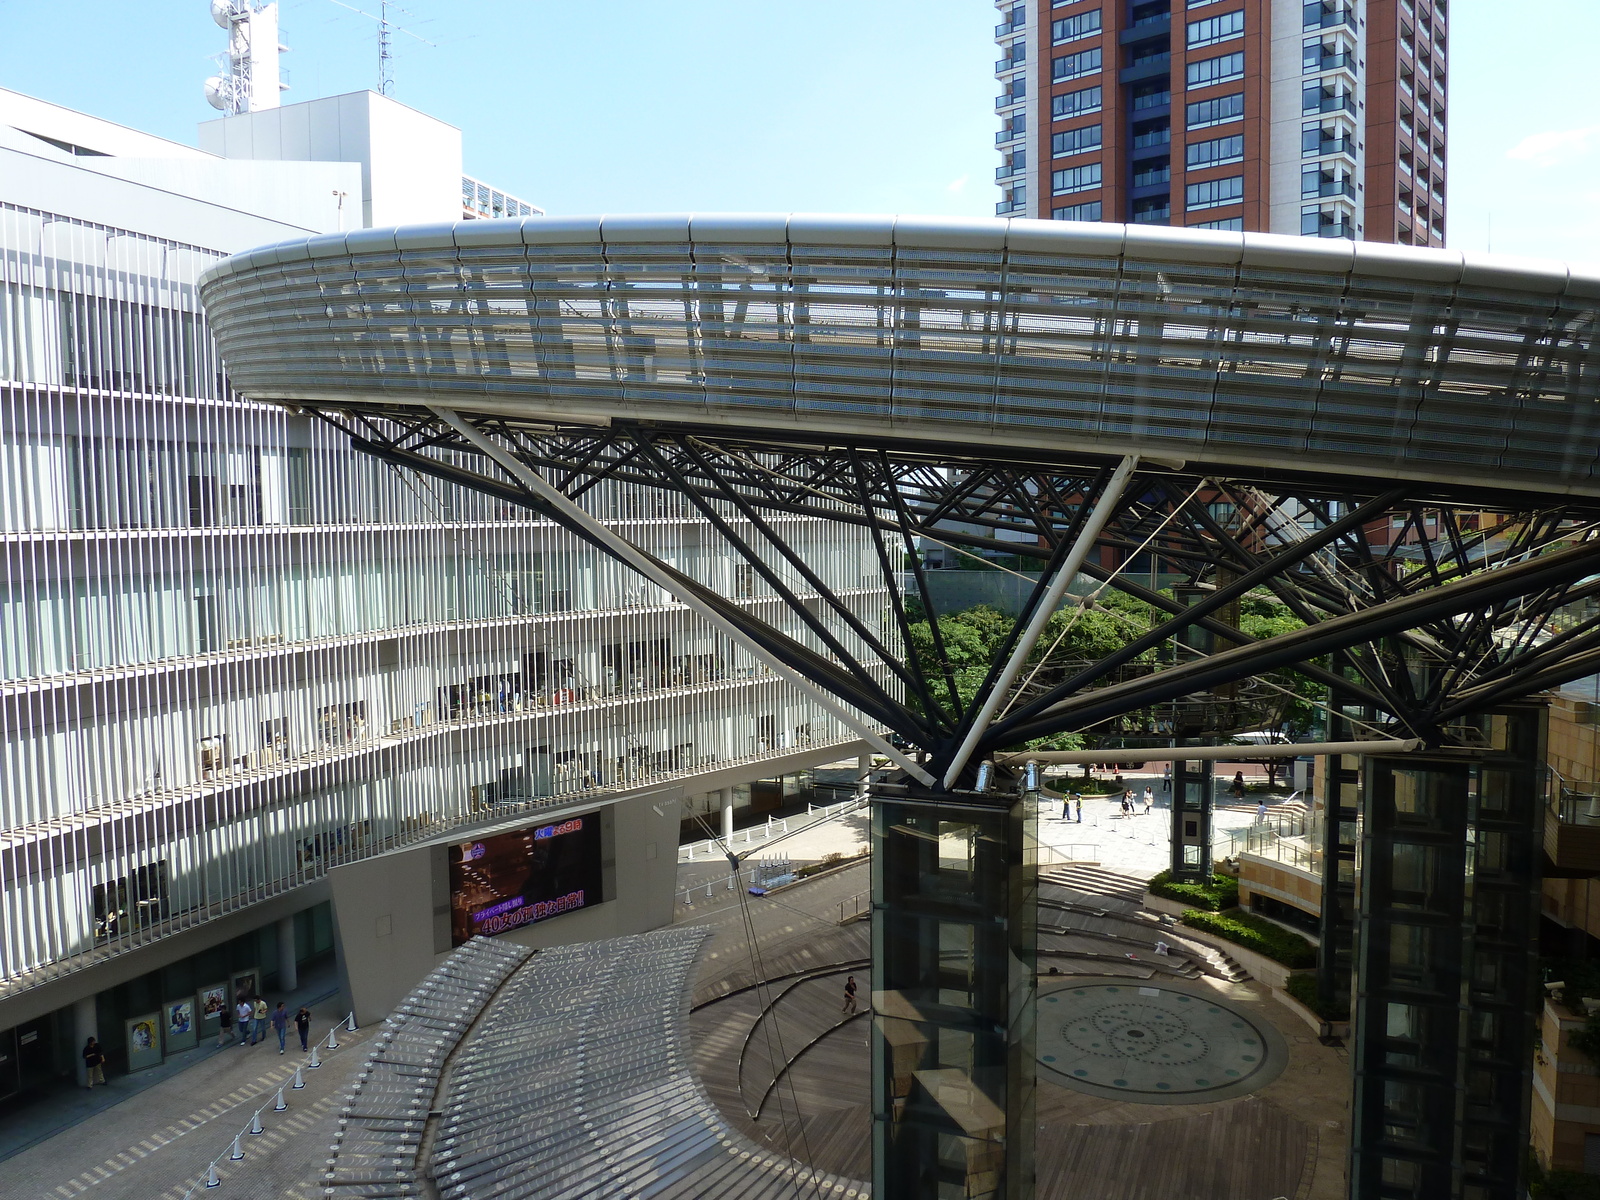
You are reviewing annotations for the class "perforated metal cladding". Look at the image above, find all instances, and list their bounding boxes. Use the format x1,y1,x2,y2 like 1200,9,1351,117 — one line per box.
200,219,1600,497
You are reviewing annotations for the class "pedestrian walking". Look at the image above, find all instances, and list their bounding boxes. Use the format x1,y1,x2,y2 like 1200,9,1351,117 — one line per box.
295,1006,312,1053
82,1037,105,1088
841,975,858,1015
1232,770,1247,800
218,1001,234,1047
252,996,268,1045
235,999,253,1046
1074,795,1082,823
1142,787,1153,815
1255,799,1268,824
1162,764,1172,793
271,1001,290,1054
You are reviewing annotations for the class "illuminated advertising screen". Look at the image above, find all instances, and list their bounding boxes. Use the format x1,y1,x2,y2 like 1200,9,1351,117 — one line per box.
447,811,605,946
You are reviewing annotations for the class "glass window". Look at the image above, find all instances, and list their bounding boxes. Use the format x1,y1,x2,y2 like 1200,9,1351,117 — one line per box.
1185,92,1245,128
1052,47,1103,80
1052,123,1103,156
1185,174,1243,209
1186,133,1244,168
1052,9,1102,43
1052,163,1103,195
1053,201,1103,221
1191,216,1243,230
1186,51,1245,88
1052,85,1103,119
1187,9,1245,47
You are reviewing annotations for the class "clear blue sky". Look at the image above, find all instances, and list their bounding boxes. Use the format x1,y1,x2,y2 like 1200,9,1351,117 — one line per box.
0,1,1596,265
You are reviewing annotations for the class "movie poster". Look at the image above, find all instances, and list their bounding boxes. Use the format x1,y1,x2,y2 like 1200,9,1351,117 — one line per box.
126,1013,162,1071
198,983,228,1028
447,811,605,946
165,998,197,1052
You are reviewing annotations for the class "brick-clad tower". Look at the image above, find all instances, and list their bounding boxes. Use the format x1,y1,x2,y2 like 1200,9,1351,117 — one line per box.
994,0,1445,246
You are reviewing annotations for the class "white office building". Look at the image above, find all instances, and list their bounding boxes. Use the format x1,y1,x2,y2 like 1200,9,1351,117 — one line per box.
0,86,878,1096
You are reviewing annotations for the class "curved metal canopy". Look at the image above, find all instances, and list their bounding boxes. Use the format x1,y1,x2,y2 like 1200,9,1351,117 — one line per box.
198,213,1600,501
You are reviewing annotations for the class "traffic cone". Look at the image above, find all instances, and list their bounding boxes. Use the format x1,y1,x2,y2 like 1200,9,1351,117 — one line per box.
345,1013,357,1033
308,1045,321,1069
205,1161,221,1188
249,1109,263,1135
292,1065,305,1089
274,1087,287,1112
326,1026,338,1051
230,1134,244,1161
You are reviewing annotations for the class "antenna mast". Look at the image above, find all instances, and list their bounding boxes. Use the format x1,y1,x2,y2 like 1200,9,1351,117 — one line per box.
325,0,435,97
378,0,392,96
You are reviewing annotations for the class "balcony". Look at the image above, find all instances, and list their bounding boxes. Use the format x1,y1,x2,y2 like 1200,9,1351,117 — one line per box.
1121,52,1171,85
1304,5,1355,32
1131,88,1171,113
996,159,1027,181
1545,790,1600,875
995,54,1025,74
1303,178,1355,200
1307,51,1354,74
1120,12,1171,43
1132,126,1171,150
1312,222,1353,238
1132,204,1171,224
1132,166,1171,189
995,125,1024,146
995,15,1025,37
995,196,1027,216
1304,92,1356,116
1305,135,1354,158
995,88,1025,111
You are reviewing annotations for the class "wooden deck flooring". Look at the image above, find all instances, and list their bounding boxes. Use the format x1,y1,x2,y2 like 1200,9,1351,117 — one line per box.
686,862,1340,1198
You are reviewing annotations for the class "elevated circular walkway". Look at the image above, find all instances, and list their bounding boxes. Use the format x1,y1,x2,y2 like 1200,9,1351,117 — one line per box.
199,215,1600,501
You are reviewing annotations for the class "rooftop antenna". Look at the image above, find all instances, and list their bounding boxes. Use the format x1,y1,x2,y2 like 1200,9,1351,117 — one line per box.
205,0,288,115
325,0,435,96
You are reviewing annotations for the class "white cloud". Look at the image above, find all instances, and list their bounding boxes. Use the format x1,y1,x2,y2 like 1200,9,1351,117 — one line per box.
946,174,969,193
1506,125,1600,168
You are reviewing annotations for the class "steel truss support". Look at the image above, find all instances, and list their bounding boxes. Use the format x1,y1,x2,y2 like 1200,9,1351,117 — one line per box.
306,404,1600,1200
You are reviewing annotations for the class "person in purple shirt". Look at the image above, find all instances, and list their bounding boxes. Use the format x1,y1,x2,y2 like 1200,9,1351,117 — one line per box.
270,1002,290,1054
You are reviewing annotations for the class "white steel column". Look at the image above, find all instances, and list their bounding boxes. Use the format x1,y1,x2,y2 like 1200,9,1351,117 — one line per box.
941,455,1140,789
432,407,936,787
720,788,735,842
858,752,873,801
277,915,298,992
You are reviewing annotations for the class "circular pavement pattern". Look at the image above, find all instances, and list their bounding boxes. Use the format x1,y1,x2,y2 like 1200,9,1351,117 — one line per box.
1036,981,1287,1104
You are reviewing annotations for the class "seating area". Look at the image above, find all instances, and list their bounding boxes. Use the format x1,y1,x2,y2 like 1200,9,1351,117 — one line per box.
324,937,533,1198
332,927,868,1199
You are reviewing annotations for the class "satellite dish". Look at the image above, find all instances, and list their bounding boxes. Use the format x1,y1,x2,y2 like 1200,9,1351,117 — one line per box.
204,76,231,111
211,0,236,29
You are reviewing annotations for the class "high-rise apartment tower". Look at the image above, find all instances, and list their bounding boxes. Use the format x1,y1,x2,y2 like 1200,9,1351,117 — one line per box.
994,0,1447,245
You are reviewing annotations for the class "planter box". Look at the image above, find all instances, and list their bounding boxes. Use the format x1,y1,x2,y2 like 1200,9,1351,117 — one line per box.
1271,985,1351,1040
1169,922,1295,989
1143,892,1191,919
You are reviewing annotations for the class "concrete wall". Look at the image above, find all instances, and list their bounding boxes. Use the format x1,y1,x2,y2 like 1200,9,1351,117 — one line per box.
329,784,682,1025
199,91,462,229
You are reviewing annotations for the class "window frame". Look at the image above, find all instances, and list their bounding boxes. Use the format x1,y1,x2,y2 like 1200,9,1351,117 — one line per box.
1184,174,1244,210
1186,51,1245,89
1052,47,1104,81
1051,162,1104,196
1185,91,1245,130
1186,9,1245,48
